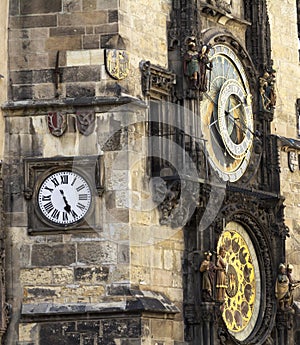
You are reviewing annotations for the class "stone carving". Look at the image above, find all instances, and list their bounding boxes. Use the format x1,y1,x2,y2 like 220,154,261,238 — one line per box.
183,37,212,91
276,263,300,312
76,110,96,136
47,111,67,137
259,65,276,112
140,61,176,98
215,246,228,303
199,251,215,301
205,0,232,13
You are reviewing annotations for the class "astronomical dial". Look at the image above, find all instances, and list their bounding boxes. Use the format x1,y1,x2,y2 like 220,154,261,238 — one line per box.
201,44,254,182
217,222,261,341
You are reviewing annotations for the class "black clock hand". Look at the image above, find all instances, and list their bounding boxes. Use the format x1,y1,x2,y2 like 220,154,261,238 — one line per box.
60,189,71,213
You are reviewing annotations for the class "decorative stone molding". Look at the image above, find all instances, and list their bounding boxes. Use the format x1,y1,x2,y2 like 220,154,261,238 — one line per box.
140,61,176,99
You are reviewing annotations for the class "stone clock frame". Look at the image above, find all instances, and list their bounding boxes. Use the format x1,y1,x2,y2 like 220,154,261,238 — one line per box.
24,155,105,234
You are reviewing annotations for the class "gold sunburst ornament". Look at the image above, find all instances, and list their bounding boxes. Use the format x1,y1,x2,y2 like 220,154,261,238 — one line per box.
217,222,261,341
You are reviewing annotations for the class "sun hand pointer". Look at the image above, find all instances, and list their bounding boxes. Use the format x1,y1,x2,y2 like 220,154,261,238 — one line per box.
60,189,71,213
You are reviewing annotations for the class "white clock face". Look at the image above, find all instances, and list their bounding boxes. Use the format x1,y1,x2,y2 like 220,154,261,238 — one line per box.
201,44,254,182
37,171,92,225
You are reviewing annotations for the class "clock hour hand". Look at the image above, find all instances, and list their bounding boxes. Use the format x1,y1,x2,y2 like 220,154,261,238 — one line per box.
59,189,71,213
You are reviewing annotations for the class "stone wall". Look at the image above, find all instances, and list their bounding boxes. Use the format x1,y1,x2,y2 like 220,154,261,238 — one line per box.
8,0,172,102
0,0,8,158
267,0,300,289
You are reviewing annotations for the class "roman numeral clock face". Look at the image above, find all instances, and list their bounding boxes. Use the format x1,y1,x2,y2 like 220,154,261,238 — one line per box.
37,171,92,226
201,44,254,182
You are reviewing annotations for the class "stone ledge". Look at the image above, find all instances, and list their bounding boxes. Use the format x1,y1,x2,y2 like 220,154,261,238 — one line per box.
2,96,147,115
21,290,180,321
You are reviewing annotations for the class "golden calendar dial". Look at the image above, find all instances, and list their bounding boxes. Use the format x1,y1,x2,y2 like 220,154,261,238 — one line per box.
217,222,261,341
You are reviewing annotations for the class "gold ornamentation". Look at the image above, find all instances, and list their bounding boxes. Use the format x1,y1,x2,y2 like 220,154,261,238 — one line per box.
217,222,261,341
105,49,130,80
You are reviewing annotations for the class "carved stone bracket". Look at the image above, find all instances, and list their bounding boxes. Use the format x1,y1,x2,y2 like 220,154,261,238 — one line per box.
152,178,199,228
140,61,176,99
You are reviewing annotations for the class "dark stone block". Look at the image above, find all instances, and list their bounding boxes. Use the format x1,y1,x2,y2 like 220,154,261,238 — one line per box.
33,69,55,83
66,84,96,98
20,245,31,267
10,15,57,29
40,323,81,345
74,267,109,282
12,85,33,101
9,0,20,16
121,340,141,345
83,336,96,345
83,35,100,49
77,242,117,265
62,66,101,83
108,10,118,23
31,244,76,266
10,70,33,84
50,27,85,37
77,320,100,333
20,0,62,15
100,318,141,339
100,34,116,48
97,339,117,345
27,287,57,298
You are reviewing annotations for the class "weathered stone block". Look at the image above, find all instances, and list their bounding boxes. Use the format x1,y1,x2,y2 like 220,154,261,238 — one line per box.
83,0,97,12
108,10,118,23
50,26,85,37
39,323,79,345
31,244,76,266
10,15,57,29
12,85,33,101
46,36,81,51
66,83,96,98
74,266,109,283
77,242,118,264
10,70,33,84
52,267,74,284
96,0,118,10
24,286,59,301
66,50,91,67
58,12,107,26
100,318,141,338
83,35,100,49
94,23,119,35
20,0,62,15
20,268,52,285
63,66,101,82
77,320,100,333
33,84,56,100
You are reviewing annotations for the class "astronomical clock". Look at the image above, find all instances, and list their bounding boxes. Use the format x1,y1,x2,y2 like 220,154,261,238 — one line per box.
201,44,254,182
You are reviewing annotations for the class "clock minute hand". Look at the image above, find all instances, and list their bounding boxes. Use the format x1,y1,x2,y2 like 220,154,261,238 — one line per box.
60,189,71,213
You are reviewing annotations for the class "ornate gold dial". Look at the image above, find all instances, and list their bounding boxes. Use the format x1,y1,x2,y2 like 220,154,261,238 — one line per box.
217,222,261,341
201,44,254,182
